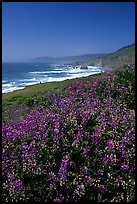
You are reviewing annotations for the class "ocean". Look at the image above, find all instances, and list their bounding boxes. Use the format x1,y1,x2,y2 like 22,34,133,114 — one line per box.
2,62,103,94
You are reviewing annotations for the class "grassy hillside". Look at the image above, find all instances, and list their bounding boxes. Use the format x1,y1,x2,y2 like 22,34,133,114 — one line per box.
72,43,135,69
110,43,135,58
100,44,135,69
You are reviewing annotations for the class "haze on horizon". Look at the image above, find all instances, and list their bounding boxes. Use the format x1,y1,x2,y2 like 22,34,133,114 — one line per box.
2,2,135,62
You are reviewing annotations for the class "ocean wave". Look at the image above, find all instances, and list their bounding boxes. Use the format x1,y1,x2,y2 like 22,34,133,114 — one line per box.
2,86,25,94
45,76,75,82
42,70,101,83
18,77,37,82
2,81,16,87
54,68,63,71
29,69,82,75
29,71,48,74
2,80,8,83
25,81,40,86
2,81,40,94
30,70,67,74
18,81,39,87
2,83,13,88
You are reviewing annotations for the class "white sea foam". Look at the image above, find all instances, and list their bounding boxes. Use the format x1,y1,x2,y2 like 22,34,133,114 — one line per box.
2,83,13,88
54,68,63,71
30,70,68,74
29,68,89,75
29,71,48,74
18,81,39,87
41,70,101,83
45,76,75,82
2,86,25,93
25,81,40,86
2,80,8,83
18,77,37,82
2,81,40,94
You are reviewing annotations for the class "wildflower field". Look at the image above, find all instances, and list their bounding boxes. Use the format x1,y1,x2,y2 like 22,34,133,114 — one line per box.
2,65,135,202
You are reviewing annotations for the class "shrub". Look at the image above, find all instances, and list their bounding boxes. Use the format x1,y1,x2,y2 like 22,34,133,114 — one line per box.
2,65,135,202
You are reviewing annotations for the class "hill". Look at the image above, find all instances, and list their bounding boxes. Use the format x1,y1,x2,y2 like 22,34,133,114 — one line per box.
93,43,135,69
70,43,135,69
32,53,108,64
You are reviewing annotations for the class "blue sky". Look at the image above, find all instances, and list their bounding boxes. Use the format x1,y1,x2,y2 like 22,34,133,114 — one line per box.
2,2,135,61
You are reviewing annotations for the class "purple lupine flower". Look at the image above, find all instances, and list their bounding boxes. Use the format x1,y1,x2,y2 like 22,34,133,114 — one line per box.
83,147,91,157
116,175,125,186
53,192,64,202
81,111,89,122
2,68,135,202
92,161,96,166
72,191,81,202
120,161,129,171
84,176,93,185
80,166,88,176
77,184,85,190
48,172,57,189
58,155,70,186
91,134,99,145
106,140,115,151
104,88,111,94
84,132,91,140
73,125,83,142
7,174,25,193
13,179,26,192
97,184,108,194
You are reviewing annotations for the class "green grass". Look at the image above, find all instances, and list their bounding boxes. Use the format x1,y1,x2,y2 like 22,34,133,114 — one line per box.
101,44,135,68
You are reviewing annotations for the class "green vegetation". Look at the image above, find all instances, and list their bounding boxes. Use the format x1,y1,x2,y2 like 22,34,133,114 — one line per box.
100,44,135,69
112,43,135,57
71,43,135,69
113,65,135,109
2,64,135,202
